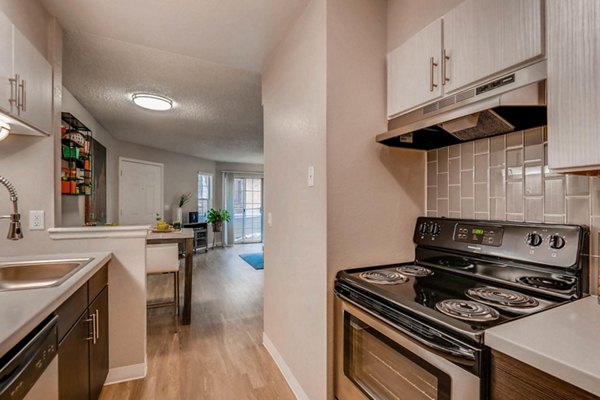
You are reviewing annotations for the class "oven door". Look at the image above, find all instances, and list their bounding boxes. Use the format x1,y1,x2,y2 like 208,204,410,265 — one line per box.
335,295,480,400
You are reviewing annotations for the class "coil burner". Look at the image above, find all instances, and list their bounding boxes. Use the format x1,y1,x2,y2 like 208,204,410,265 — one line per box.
396,265,433,277
435,299,500,322
518,276,574,292
466,286,539,308
359,270,409,285
437,256,475,270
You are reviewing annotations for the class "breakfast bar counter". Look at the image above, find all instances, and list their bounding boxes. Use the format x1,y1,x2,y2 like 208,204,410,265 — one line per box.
147,228,195,324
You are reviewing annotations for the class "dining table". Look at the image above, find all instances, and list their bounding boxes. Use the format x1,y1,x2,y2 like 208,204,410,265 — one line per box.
146,228,195,324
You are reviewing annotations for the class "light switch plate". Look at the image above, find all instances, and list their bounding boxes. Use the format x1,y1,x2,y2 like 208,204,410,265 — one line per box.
267,212,273,227
29,210,45,230
307,166,315,187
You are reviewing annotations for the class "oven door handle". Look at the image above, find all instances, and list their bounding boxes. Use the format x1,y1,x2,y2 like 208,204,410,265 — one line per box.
338,293,477,365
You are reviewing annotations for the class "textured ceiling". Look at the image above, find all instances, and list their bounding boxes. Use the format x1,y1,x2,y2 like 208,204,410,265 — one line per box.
41,0,311,163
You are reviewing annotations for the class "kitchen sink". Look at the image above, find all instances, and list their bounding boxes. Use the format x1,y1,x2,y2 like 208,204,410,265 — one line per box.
0,258,93,291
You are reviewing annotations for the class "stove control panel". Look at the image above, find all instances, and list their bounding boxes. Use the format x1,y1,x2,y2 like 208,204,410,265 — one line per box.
454,224,503,246
413,217,588,270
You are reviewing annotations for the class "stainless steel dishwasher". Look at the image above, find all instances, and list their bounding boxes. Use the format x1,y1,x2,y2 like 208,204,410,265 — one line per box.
0,316,59,400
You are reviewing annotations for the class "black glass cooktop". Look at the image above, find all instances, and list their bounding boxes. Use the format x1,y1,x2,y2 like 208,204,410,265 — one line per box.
335,259,567,344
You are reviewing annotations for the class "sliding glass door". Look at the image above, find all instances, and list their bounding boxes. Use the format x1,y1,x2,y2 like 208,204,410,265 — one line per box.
233,177,263,243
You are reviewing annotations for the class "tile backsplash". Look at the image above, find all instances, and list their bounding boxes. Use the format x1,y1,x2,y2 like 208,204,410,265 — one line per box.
426,127,599,293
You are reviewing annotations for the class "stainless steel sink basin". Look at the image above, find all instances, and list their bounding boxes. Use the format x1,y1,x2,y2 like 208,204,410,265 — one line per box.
0,258,93,291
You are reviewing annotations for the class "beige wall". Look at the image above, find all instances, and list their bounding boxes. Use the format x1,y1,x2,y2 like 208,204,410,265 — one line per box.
263,1,475,398
262,0,328,398
326,0,425,396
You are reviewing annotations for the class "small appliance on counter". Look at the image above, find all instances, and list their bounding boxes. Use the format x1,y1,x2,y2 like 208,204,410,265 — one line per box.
334,217,589,400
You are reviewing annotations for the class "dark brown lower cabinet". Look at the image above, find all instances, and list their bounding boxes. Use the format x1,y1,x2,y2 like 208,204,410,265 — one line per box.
89,287,109,400
490,350,599,400
59,311,91,400
58,265,109,400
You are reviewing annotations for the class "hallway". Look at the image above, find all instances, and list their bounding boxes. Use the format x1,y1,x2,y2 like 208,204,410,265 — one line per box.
100,244,294,400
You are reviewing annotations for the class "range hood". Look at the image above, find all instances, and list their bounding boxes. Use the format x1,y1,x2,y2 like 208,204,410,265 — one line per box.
377,61,547,150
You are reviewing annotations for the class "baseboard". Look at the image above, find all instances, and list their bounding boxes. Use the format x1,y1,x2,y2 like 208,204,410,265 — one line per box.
104,362,147,385
262,332,309,400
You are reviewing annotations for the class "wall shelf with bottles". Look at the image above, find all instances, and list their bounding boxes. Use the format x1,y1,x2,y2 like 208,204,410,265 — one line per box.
60,112,92,197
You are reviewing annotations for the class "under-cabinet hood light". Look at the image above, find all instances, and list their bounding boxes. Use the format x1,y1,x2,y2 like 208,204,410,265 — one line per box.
132,93,173,111
0,122,10,141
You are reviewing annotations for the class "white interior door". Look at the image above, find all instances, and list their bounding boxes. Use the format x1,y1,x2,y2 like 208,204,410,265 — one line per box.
119,158,163,225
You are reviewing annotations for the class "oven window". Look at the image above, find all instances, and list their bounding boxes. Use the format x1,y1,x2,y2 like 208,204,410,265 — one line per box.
344,314,451,400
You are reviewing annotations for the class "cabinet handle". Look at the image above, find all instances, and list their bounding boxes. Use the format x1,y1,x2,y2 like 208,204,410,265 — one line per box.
442,49,450,85
20,79,26,112
95,309,100,341
14,74,21,114
430,57,438,92
85,313,97,344
8,75,17,111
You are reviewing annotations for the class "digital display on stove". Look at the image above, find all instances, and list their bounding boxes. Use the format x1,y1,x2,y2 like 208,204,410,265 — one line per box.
455,224,503,246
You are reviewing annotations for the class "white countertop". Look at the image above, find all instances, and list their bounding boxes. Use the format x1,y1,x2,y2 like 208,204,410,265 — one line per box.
0,251,112,358
486,296,600,396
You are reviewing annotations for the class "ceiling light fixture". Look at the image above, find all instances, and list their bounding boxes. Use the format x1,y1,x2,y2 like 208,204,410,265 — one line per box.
132,93,173,111
0,122,10,142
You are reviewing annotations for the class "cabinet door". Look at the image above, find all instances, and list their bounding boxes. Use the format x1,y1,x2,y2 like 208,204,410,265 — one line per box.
59,312,91,400
443,0,544,94
0,11,14,114
89,287,109,400
547,0,600,172
387,19,443,118
12,28,52,134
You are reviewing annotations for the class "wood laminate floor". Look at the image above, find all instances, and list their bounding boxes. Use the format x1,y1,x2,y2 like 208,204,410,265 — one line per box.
99,244,294,400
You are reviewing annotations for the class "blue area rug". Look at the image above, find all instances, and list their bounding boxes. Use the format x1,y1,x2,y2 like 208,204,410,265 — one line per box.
239,252,264,270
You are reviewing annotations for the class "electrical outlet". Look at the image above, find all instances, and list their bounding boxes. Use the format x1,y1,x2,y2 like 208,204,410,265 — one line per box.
29,210,45,230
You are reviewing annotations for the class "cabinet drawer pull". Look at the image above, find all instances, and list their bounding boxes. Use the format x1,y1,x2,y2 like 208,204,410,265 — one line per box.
442,49,450,85
95,309,100,340
20,79,26,112
85,313,97,344
430,57,438,92
8,75,17,111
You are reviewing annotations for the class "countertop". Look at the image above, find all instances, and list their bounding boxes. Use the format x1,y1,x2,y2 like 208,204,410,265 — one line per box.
486,296,600,396
147,227,194,240
0,251,112,358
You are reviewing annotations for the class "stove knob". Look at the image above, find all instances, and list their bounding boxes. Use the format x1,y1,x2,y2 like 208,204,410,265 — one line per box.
526,233,543,247
418,222,430,235
549,235,566,250
430,224,441,236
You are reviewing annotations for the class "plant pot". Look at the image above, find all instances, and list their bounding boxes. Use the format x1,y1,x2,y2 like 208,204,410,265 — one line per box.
177,207,183,223
212,220,223,232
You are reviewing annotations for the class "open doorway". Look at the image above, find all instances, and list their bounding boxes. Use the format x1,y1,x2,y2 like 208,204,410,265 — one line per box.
233,177,263,243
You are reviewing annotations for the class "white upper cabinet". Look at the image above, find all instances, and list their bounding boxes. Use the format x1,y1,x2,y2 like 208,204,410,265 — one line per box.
546,0,600,172
387,19,443,118
443,0,544,94
387,0,545,119
0,12,14,114
13,28,53,134
0,9,52,135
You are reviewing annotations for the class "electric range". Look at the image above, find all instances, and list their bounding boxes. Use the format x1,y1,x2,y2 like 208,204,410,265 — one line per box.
334,217,589,400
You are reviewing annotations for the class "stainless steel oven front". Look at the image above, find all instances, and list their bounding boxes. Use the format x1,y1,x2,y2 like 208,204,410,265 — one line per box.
334,294,481,400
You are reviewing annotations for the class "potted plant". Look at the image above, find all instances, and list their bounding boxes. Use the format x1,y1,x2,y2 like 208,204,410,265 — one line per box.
176,193,193,223
207,208,231,232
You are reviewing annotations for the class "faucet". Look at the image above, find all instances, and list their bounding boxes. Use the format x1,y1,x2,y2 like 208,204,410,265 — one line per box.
0,176,23,240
